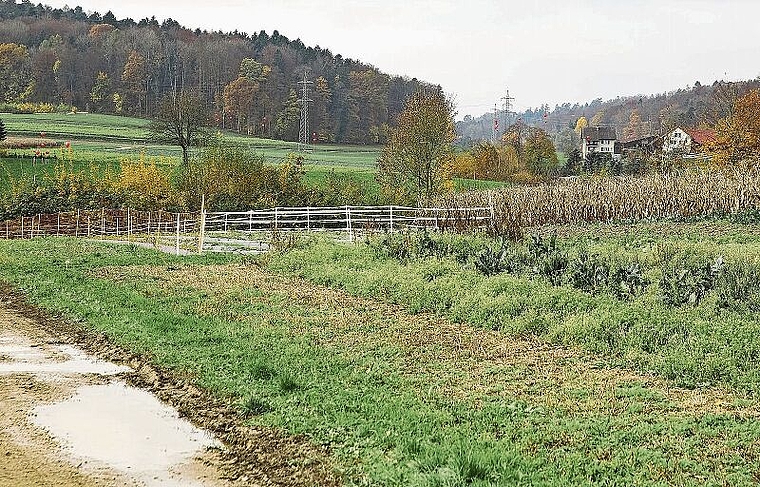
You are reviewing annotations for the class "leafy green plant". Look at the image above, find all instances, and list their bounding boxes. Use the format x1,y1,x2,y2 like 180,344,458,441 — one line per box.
528,234,568,285
568,251,610,293
269,229,304,254
533,251,569,285
368,232,413,261
660,257,724,306
473,238,527,276
527,233,558,260
474,243,507,276
609,262,649,300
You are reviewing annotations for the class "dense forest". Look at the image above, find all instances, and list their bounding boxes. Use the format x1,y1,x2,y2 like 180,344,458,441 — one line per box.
457,78,760,152
0,0,432,144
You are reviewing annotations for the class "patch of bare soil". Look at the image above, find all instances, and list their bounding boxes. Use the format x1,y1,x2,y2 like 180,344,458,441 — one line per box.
0,286,341,487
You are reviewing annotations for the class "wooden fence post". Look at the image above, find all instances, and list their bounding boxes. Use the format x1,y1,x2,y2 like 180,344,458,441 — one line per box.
389,206,394,232
198,195,206,254
87,216,91,237
307,206,311,231
101,209,105,236
56,213,60,236
175,212,181,256
127,208,131,241
157,212,162,241
488,191,495,223
345,205,352,242
75,210,80,237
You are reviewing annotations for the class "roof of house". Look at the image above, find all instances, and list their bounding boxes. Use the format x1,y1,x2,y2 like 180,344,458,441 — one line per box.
620,134,658,146
581,126,617,142
683,128,716,145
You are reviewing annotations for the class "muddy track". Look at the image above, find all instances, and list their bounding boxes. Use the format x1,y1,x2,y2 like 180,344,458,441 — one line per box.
0,283,341,487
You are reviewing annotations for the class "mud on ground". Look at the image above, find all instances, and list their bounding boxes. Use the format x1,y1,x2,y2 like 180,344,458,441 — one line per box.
0,284,341,487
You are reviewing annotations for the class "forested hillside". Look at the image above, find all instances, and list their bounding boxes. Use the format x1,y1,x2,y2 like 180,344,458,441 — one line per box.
458,78,760,151
0,0,431,144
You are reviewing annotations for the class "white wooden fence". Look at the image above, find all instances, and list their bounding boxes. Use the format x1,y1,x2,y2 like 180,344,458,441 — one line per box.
203,205,493,233
1,205,494,246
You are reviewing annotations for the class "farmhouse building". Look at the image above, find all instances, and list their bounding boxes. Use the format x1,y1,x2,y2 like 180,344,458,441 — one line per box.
581,126,621,160
661,127,715,156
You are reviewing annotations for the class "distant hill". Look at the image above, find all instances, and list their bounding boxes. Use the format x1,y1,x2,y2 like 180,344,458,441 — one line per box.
457,78,760,148
0,0,434,144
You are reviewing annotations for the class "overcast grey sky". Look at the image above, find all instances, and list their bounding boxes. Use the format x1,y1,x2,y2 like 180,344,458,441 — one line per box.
46,0,760,119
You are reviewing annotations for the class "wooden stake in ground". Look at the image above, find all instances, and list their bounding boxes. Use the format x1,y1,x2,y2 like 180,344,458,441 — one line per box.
197,195,206,255
175,212,180,256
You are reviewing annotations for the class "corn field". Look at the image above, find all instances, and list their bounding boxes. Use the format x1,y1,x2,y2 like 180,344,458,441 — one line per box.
442,169,760,235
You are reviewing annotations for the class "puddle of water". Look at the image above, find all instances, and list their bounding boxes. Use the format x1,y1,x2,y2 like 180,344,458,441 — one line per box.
0,336,129,376
33,382,220,487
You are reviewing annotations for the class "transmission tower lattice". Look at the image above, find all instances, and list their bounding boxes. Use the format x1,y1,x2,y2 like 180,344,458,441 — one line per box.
298,71,313,151
501,89,514,132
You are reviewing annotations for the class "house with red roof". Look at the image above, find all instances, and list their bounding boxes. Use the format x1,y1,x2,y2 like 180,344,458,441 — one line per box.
661,127,716,156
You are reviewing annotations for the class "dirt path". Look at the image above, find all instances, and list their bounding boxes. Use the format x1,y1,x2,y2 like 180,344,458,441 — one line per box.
0,288,340,487
0,306,238,487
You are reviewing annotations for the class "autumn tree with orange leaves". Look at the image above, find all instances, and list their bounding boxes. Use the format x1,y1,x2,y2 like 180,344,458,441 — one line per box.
709,88,760,167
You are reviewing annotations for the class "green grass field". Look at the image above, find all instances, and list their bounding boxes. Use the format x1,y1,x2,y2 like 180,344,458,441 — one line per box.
0,112,381,168
1,221,759,486
0,112,503,198
0,112,387,194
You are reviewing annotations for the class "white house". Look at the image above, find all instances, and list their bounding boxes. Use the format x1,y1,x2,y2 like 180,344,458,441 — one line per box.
662,127,715,155
581,126,621,160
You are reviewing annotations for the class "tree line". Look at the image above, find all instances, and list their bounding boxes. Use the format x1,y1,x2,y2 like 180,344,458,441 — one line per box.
457,78,760,154
0,0,431,144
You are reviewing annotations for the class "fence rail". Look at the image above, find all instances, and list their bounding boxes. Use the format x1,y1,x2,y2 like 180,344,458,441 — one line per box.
1,205,494,243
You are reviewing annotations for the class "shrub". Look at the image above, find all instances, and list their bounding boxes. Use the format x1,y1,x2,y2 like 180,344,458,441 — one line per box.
0,137,63,150
177,141,310,211
0,163,122,219
115,155,176,210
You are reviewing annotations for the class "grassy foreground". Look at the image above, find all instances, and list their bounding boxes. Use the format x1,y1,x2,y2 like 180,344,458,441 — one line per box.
0,229,759,486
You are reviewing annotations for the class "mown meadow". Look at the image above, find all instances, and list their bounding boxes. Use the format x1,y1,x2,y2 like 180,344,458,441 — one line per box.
0,112,381,192
0,112,498,207
1,219,759,486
